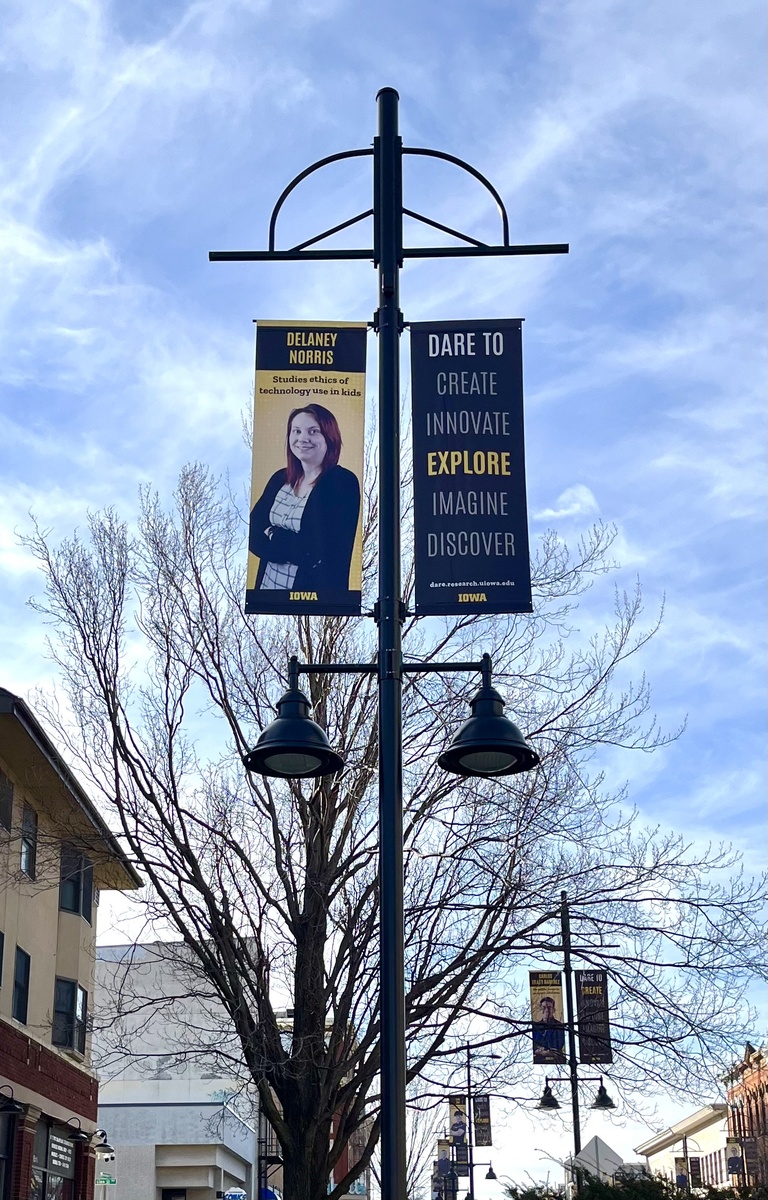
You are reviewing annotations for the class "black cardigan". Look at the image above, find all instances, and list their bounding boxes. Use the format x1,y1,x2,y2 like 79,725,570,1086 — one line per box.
249,466,361,593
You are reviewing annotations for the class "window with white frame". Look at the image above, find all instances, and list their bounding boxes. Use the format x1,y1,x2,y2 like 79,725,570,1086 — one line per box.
52,978,88,1055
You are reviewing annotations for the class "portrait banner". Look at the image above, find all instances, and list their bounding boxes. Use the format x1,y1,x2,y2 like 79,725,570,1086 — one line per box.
529,970,566,1064
410,319,532,615
575,969,613,1064
473,1094,492,1147
436,1139,452,1178
245,320,367,616
675,1158,689,1188
447,1095,468,1145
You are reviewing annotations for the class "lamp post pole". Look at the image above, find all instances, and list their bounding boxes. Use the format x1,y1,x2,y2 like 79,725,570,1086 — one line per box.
375,84,408,1197
466,1044,476,1200
560,892,582,1160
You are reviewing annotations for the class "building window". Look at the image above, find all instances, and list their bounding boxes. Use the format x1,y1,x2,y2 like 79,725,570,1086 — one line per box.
32,1119,76,1199
52,978,87,1055
59,846,94,923
20,804,37,879
0,1111,14,1200
12,947,30,1023
0,770,12,832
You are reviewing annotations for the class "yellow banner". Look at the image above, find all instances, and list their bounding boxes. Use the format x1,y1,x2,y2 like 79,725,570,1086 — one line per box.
246,321,367,615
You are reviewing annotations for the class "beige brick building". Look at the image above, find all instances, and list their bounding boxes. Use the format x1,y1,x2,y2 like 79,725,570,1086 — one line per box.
0,687,141,1200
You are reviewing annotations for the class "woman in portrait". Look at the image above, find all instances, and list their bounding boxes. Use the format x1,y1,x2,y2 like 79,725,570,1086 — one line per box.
249,403,361,594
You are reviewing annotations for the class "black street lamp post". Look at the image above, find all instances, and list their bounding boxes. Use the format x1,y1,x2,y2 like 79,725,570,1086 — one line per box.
458,1042,502,1200
534,893,618,1194
211,87,566,1200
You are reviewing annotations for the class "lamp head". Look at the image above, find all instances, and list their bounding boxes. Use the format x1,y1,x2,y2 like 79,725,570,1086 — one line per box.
438,682,539,777
591,1082,616,1110
243,686,345,778
0,1086,24,1116
537,1083,561,1110
486,1164,498,1180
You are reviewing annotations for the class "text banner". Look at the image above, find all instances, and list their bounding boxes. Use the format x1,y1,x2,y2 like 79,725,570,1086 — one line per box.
575,969,613,1064
410,319,532,615
473,1094,492,1147
245,321,366,616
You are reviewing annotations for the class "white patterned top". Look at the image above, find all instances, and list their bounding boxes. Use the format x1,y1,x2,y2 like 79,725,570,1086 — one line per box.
260,483,311,590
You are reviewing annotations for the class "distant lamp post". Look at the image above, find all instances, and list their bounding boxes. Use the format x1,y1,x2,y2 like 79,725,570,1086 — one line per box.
539,1074,615,1114
540,1075,619,1108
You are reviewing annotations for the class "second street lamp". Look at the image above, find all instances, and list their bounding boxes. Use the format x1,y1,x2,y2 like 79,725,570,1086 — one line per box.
438,674,539,777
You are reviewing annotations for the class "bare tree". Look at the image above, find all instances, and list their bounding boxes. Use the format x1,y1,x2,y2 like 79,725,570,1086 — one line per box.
23,464,766,1200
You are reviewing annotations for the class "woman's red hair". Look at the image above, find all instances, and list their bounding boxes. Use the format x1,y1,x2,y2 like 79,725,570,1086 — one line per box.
285,404,342,488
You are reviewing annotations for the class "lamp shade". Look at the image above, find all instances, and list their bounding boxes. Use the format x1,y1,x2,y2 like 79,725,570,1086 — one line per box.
591,1082,616,1110
243,687,345,779
0,1090,24,1116
537,1083,561,1110
486,1165,498,1180
437,682,540,777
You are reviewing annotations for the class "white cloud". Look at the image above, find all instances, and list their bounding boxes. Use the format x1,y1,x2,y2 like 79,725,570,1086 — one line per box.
534,485,600,522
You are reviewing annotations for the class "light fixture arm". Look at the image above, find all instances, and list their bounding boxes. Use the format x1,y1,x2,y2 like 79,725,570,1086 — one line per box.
287,652,495,686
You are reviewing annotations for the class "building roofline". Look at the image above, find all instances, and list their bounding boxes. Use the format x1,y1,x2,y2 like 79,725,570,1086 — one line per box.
634,1104,728,1156
0,687,142,889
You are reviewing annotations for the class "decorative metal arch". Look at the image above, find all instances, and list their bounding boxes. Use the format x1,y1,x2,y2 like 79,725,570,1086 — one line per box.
267,148,374,252
240,139,553,263
402,146,510,247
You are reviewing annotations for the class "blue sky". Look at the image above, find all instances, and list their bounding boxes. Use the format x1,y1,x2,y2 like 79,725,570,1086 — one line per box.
1,0,765,1187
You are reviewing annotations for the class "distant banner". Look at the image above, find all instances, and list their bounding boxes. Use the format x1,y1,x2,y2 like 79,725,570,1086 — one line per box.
453,1143,469,1176
529,970,566,1064
675,1158,689,1188
447,1095,467,1144
410,320,532,615
245,321,366,615
436,1138,452,1177
473,1094,492,1147
575,969,613,1064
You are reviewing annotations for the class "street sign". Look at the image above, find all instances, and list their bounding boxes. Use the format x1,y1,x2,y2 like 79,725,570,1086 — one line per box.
95,1176,116,1186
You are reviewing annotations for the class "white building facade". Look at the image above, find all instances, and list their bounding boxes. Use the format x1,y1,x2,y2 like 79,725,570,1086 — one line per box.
94,943,266,1200
635,1104,731,1189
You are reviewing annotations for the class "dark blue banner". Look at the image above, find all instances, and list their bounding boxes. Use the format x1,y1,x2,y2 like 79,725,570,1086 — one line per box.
410,320,532,615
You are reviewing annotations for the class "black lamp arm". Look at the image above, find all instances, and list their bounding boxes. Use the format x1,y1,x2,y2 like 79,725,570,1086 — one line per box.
287,652,494,688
